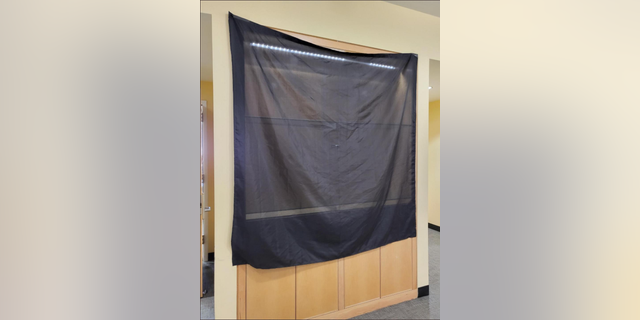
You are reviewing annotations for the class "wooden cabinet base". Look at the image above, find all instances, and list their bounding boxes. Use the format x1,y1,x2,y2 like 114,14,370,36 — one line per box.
237,279,416,320
236,238,418,319
310,289,417,320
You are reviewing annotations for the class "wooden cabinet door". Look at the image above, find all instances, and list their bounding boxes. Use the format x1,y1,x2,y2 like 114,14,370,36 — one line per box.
344,248,381,307
381,238,414,297
246,265,296,319
296,260,339,319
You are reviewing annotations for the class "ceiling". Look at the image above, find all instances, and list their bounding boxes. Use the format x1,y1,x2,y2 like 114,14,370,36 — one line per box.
385,1,440,17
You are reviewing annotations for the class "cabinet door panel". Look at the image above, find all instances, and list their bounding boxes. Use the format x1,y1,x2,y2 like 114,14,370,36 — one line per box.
246,265,295,319
381,238,413,297
344,248,381,307
296,260,339,319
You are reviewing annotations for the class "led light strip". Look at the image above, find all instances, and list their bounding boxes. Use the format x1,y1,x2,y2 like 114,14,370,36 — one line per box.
250,42,396,69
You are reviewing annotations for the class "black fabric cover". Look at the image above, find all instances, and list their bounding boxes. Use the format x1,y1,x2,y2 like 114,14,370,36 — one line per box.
229,13,418,269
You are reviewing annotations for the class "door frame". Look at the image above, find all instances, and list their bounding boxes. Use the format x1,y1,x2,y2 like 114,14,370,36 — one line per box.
200,100,208,297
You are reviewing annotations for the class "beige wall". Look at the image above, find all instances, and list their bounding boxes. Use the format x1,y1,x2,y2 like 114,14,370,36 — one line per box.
200,2,438,318
429,100,440,227
200,81,215,257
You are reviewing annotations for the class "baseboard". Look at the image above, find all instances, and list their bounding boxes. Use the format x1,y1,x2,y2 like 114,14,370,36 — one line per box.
207,252,215,261
428,223,440,232
418,285,429,298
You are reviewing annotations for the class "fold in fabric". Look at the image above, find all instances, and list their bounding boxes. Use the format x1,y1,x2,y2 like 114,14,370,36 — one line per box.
229,13,418,269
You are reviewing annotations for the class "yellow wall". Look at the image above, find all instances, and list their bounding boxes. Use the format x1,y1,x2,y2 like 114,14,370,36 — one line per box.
201,2,438,318
200,81,214,256
429,100,440,227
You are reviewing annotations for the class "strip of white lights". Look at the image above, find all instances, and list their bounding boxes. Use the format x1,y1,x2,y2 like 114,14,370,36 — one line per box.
250,42,396,69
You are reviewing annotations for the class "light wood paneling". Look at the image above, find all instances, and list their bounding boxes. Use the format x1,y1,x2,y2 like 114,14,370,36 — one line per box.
412,237,418,290
311,289,417,320
296,260,339,319
381,239,414,297
338,259,345,310
344,248,381,307
237,265,247,319
246,265,296,319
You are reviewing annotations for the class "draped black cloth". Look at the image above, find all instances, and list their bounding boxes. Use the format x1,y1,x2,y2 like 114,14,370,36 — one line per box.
229,13,418,269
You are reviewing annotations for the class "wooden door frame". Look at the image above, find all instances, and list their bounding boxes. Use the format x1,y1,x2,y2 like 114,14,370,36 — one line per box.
200,101,205,298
